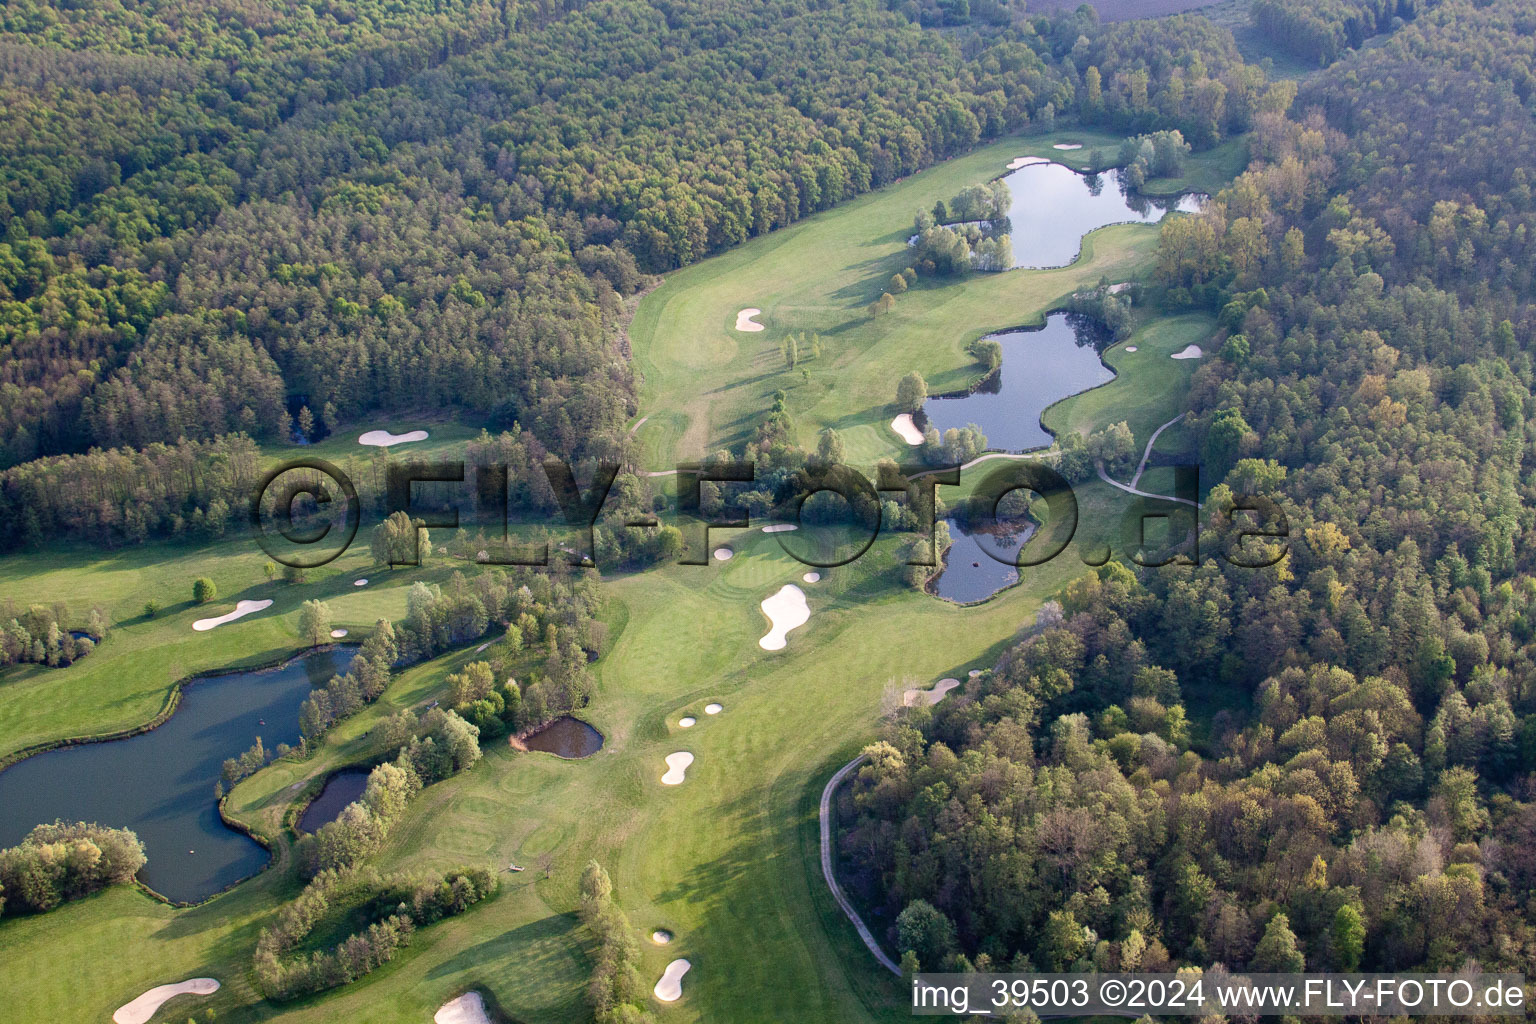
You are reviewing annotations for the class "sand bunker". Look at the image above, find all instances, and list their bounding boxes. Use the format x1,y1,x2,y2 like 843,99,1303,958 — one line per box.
193,599,272,632
1108,282,1133,294
802,572,821,583
113,978,220,1024
968,669,982,678
761,523,798,533
1006,155,1049,170
353,578,368,586
1053,143,1083,150
1171,344,1204,360
653,959,692,1002
759,585,809,651
1124,345,1138,352
734,308,765,332
890,413,924,446
358,428,428,447
435,992,492,1024
653,930,673,944
662,752,694,785
705,703,722,715
903,677,960,708
713,547,734,561
330,628,348,638
679,716,697,728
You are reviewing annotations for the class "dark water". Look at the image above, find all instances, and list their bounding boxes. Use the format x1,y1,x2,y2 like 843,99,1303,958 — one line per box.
932,517,1038,603
1001,162,1204,269
921,313,1114,452
298,767,370,833
522,716,604,759
0,647,355,903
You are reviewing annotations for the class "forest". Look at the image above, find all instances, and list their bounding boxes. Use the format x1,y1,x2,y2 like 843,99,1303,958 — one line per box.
841,0,1536,980
1,0,1262,509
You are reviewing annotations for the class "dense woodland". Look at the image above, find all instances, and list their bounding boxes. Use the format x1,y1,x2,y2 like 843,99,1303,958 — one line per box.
0,821,145,916
0,0,1268,550
1251,0,1441,67
844,0,1536,979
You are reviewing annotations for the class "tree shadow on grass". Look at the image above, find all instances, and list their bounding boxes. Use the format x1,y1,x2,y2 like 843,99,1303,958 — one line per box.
425,912,587,1020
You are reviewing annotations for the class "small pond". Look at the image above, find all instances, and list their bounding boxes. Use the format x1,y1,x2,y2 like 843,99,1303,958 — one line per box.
1000,162,1204,269
920,312,1113,452
931,516,1037,604
522,716,604,759
298,767,371,833
0,646,356,903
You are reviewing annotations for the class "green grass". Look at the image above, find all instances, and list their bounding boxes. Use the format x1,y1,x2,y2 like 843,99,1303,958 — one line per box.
629,129,1238,472
0,126,1241,1023
1043,313,1216,443
0,537,438,764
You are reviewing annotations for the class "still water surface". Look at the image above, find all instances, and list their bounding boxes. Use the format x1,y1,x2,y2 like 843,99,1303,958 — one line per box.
0,646,355,902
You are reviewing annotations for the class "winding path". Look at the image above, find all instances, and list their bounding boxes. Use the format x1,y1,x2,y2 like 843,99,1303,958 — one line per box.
1130,414,1185,488
1096,463,1201,507
1094,413,1202,507
820,754,902,977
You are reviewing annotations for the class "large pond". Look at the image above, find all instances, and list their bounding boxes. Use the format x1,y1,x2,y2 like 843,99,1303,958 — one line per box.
931,516,1037,604
298,767,371,833
1001,161,1204,269
0,646,355,903
920,312,1113,452
522,716,604,759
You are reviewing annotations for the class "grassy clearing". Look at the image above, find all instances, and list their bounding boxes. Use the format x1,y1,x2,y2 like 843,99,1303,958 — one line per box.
0,537,439,763
1043,313,1216,443
629,130,1237,471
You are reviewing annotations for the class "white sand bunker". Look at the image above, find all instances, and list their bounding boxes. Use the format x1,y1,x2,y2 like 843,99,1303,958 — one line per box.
435,991,492,1024
761,523,798,533
679,716,697,728
759,585,809,650
734,308,765,332
358,428,429,447
653,929,673,944
903,677,960,707
713,547,734,561
890,413,923,446
1006,155,1049,170
1124,346,1138,352
653,959,692,1002
353,578,368,586
705,703,722,715
662,752,694,785
1108,282,1133,294
193,599,272,632
802,571,821,583
1171,344,1204,360
113,978,219,1024
1053,143,1083,150
330,628,348,638
968,669,982,678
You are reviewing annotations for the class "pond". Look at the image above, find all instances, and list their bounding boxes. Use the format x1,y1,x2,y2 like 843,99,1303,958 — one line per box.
930,516,1037,604
1000,161,1204,269
920,312,1113,452
298,767,371,833
0,646,356,903
521,716,604,759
